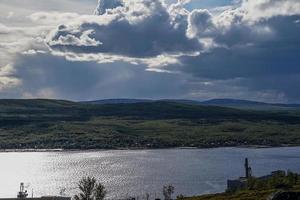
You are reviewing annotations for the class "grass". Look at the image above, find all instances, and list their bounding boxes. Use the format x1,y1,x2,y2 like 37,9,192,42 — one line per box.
183,186,300,200
183,189,277,200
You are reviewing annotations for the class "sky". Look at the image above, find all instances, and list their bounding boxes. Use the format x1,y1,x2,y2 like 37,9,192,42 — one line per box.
0,0,300,103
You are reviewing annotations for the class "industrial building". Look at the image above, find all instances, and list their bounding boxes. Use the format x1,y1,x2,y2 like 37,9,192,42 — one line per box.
227,158,252,192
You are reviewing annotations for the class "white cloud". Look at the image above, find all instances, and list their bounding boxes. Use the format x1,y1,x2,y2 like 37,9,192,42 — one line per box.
6,11,14,19
239,0,300,21
0,64,21,90
0,23,10,34
186,9,214,39
94,0,123,15
22,49,47,55
29,12,80,25
48,29,102,47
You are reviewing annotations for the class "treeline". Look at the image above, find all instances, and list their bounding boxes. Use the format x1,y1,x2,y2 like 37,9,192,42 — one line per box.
73,177,177,200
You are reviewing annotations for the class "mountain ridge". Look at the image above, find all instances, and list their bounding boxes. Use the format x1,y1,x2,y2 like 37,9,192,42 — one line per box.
81,98,300,110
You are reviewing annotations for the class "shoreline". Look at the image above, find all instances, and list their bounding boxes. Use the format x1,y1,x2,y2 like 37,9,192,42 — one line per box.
0,144,298,153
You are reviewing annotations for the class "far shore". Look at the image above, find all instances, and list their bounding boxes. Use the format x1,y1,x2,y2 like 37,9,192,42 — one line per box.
0,144,298,153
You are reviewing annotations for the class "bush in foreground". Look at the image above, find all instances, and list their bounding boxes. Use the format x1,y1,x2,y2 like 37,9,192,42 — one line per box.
74,177,106,200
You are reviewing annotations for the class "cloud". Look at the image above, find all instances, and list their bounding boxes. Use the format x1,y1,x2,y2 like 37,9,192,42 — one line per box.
0,23,10,34
177,0,300,79
25,0,300,102
174,1,300,101
0,64,21,90
1,0,300,102
94,0,123,15
186,9,215,39
47,0,201,59
49,29,102,47
22,49,47,55
29,12,80,25
13,53,196,100
16,52,286,102
6,11,14,19
239,0,300,21
46,0,300,64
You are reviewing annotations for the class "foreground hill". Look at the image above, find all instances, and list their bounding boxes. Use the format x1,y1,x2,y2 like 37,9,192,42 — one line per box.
183,189,300,200
183,172,300,200
0,99,300,149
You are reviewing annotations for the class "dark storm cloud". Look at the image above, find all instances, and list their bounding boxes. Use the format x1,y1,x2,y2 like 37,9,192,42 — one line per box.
47,0,200,58
178,15,300,79
41,0,300,102
2,0,300,102
183,13,300,98
177,13,300,101
14,53,194,100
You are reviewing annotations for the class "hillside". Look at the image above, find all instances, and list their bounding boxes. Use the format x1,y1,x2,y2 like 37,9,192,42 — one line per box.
183,189,300,200
0,99,300,149
183,171,300,200
82,98,300,110
201,99,300,110
82,98,153,105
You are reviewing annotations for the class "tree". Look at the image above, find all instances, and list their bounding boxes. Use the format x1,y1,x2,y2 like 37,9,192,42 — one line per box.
145,193,150,200
163,185,175,200
74,177,107,200
176,194,185,200
59,187,66,196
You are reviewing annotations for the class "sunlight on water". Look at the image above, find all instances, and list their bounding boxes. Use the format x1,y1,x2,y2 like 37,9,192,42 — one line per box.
0,147,300,199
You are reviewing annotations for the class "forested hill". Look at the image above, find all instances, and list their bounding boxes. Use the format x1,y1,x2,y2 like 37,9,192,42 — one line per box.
0,99,300,149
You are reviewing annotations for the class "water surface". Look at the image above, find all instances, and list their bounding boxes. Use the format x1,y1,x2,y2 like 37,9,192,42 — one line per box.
0,147,300,199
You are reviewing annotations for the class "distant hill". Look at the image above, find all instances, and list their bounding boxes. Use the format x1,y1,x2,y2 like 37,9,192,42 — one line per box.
200,99,300,110
82,98,203,106
81,98,300,110
82,98,153,104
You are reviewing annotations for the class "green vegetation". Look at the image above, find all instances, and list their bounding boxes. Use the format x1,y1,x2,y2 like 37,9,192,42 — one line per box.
183,172,300,200
163,185,175,200
247,171,298,191
182,190,280,200
0,99,300,149
74,177,106,200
